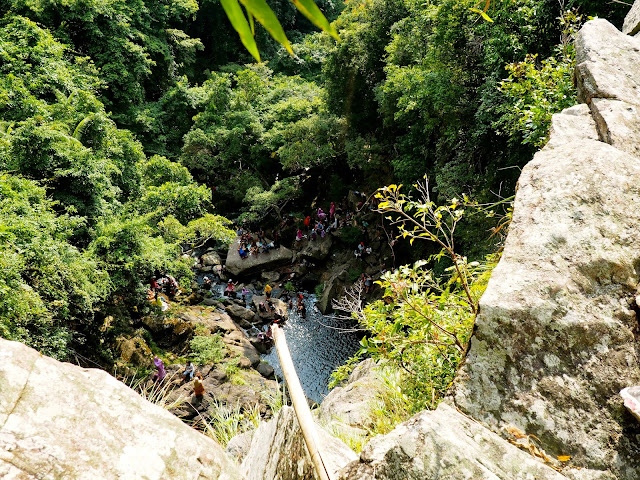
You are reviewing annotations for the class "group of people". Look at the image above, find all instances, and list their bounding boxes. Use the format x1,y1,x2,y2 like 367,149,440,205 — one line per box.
152,356,205,400
237,228,280,259
149,274,180,300
354,241,373,259
295,196,370,244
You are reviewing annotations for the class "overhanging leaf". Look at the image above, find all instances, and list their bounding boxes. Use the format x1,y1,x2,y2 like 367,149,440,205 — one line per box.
290,0,339,39
239,0,293,55
470,7,494,22
220,0,261,61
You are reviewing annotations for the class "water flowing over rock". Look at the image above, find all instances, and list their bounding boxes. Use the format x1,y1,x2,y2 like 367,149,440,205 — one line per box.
453,19,640,480
338,403,567,480
0,338,242,480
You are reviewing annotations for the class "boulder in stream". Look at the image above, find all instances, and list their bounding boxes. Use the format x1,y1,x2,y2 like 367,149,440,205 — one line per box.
225,238,294,277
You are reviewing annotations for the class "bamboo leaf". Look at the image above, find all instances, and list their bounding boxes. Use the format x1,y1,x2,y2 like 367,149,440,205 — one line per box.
470,7,494,22
289,0,339,39
248,11,255,36
220,0,261,61
239,0,293,55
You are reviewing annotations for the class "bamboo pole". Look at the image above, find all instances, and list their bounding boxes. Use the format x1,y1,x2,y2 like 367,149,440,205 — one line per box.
271,324,333,480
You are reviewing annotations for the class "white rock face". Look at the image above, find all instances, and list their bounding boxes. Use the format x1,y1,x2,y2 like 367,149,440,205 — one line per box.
241,406,357,480
575,19,640,106
546,104,599,149
338,403,567,480
623,0,640,36
589,98,640,158
0,338,243,480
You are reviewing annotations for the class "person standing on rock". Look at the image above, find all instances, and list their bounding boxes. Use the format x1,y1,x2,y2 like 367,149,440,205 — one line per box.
193,372,205,400
150,277,160,300
264,284,272,299
152,356,166,382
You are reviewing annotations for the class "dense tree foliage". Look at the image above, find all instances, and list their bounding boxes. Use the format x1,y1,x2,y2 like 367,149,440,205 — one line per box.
0,16,232,359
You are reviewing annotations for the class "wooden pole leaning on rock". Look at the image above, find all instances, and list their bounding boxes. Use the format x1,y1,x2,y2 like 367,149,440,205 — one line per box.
271,324,333,480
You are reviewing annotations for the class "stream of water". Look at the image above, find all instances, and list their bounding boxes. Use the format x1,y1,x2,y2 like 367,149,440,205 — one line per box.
262,294,362,404
197,274,362,403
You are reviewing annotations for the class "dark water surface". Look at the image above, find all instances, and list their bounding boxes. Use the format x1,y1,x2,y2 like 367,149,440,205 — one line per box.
262,295,362,404
196,270,361,404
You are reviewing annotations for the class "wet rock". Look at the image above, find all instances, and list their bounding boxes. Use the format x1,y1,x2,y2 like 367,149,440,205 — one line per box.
318,267,348,314
256,361,274,379
252,295,288,322
623,0,640,35
337,403,567,480
249,336,271,354
225,303,260,327
261,271,280,283
241,406,357,480
0,338,242,480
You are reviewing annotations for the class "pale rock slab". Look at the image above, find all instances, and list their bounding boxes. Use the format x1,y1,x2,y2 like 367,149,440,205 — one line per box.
589,98,640,158
575,19,640,105
241,406,357,480
0,338,243,480
454,139,640,479
337,403,568,480
225,241,293,277
623,0,640,36
545,104,599,149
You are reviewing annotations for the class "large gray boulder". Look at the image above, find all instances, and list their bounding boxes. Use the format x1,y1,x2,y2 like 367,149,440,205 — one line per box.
575,19,640,106
298,235,333,261
453,137,640,479
623,0,640,36
317,359,386,439
338,403,567,480
0,338,243,480
241,406,357,480
225,238,293,277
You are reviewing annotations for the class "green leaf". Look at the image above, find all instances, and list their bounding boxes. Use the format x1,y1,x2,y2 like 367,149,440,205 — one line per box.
239,0,293,55
248,12,256,36
289,0,339,39
220,0,261,61
470,7,494,22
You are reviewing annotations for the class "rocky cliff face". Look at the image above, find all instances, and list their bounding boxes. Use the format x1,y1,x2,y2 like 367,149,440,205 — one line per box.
0,337,242,480
454,16,640,480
